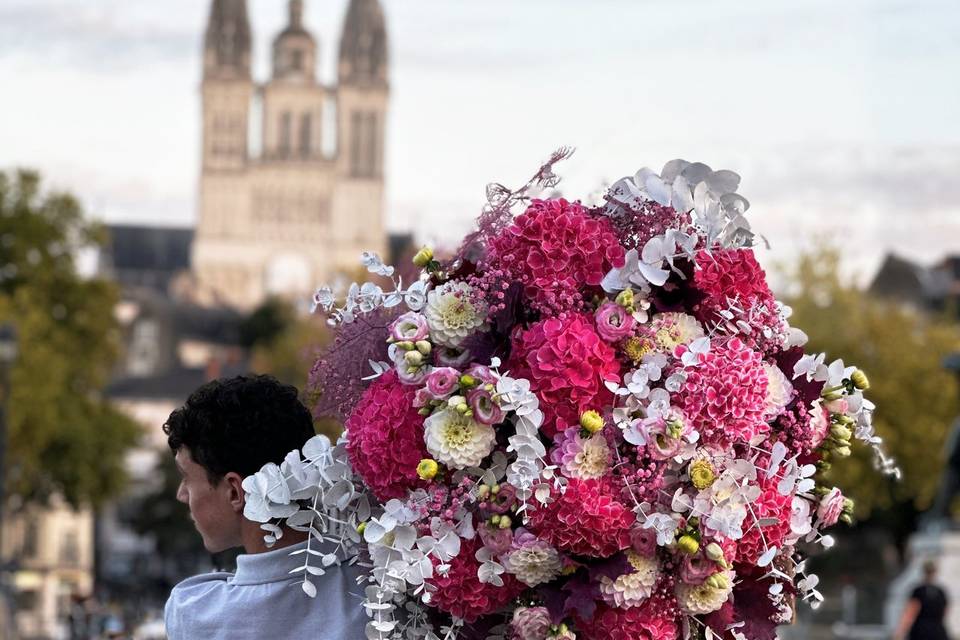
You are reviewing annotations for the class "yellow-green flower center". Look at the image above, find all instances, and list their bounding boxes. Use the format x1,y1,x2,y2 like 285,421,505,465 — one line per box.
690,459,717,490
442,420,476,447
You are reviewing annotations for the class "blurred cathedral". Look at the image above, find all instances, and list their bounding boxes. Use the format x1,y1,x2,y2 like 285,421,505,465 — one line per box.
194,0,389,308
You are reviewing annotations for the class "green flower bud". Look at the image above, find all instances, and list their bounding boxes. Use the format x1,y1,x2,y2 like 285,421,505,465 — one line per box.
833,445,852,458
850,370,870,390
404,350,424,366
459,374,478,388
831,425,852,441
815,460,832,472
615,287,635,309
415,340,432,355
498,515,512,529
705,542,725,563
396,340,415,351
491,484,501,495
677,535,699,555
357,522,367,535
706,572,729,590
412,246,434,268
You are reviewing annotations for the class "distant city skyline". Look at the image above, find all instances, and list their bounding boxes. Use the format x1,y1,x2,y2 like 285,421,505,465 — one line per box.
1,0,958,280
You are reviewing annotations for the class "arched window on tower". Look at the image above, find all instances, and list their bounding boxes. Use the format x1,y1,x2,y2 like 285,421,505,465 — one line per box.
300,112,312,158
350,110,362,176
365,112,378,177
279,111,292,158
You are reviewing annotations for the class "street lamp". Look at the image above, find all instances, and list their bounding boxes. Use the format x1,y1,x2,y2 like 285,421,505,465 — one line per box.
0,322,17,639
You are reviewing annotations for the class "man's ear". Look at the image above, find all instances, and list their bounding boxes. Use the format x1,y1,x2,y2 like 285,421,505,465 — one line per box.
223,472,246,513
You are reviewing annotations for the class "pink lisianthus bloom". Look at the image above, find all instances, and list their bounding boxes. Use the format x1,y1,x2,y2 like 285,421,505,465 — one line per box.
510,607,553,640
817,487,844,527
641,410,691,461
630,527,658,557
467,386,505,425
389,311,430,343
478,522,514,556
680,551,717,585
464,363,497,385
595,301,635,343
425,367,461,400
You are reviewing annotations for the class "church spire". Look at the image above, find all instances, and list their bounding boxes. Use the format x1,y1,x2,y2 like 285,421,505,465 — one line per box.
338,0,389,87
203,0,252,80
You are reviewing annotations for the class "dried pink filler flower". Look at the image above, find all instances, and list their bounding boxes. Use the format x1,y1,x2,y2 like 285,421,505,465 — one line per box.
308,308,396,422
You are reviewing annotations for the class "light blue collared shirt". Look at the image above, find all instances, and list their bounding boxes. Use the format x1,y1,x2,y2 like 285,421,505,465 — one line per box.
164,540,367,639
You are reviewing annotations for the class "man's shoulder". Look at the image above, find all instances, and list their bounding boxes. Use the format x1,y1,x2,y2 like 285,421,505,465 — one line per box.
164,571,234,638
169,571,234,599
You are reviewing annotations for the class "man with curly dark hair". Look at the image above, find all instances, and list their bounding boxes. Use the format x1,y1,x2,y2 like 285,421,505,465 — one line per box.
162,375,367,639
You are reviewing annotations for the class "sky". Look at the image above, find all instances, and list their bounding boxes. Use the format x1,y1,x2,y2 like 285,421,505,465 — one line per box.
1,0,958,282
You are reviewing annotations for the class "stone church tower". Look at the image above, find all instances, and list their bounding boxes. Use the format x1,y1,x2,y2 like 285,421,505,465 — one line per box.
192,0,388,309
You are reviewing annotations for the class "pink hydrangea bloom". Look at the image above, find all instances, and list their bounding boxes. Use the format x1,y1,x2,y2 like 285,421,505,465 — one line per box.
735,478,793,564
676,337,769,446
583,595,680,640
528,478,633,558
487,198,625,315
508,314,621,438
693,249,786,353
345,370,429,501
427,537,524,622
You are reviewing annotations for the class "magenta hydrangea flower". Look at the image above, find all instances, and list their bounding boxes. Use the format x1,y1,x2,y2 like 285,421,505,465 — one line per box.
487,198,625,315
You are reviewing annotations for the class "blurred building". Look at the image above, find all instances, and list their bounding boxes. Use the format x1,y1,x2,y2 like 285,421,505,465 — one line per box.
193,0,390,309
869,252,960,314
1,498,94,640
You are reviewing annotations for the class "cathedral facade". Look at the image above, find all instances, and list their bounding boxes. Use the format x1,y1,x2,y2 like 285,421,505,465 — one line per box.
193,0,388,309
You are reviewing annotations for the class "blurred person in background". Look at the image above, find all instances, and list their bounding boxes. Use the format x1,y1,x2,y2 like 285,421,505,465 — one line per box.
161,375,367,640
895,560,950,640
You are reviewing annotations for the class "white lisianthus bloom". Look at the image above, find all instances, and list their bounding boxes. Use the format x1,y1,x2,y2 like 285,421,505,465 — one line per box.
763,362,794,419
424,407,496,469
676,570,735,614
424,281,488,347
599,551,660,608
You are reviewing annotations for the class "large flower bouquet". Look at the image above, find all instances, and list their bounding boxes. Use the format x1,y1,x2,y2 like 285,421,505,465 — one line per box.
243,151,899,640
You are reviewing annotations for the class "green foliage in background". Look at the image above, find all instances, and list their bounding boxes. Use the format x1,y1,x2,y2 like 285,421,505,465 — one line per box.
243,297,340,439
783,246,960,516
0,170,140,507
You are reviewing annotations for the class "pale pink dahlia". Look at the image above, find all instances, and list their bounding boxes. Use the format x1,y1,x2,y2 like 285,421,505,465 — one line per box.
508,314,621,438
510,607,552,640
427,538,524,622
487,198,625,315
676,336,769,446
599,551,660,608
345,370,429,501
550,426,611,480
527,478,633,558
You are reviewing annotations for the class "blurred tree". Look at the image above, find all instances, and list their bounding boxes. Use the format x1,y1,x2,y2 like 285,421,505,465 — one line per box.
783,246,960,520
243,298,340,439
0,170,139,507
